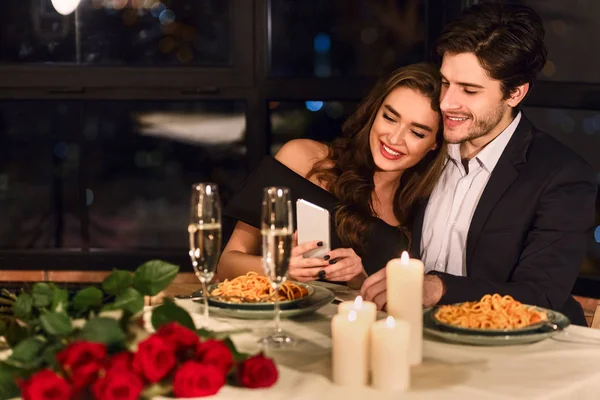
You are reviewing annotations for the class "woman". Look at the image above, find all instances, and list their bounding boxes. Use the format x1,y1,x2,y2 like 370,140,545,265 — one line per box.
217,63,446,287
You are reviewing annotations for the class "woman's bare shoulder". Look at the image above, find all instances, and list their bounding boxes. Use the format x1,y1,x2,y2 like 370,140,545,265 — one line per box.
274,139,329,178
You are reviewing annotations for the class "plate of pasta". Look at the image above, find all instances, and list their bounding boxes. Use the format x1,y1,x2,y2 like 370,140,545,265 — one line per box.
206,272,315,310
423,294,571,346
432,294,551,334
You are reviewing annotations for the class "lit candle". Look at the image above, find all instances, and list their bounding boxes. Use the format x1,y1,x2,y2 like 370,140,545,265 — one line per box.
331,310,369,387
371,316,410,392
386,251,423,365
337,296,377,324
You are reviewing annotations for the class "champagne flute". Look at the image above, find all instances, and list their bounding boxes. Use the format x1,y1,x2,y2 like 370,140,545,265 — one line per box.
188,183,222,321
259,186,295,347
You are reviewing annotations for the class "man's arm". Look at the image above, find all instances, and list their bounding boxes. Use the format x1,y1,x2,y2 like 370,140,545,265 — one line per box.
431,159,597,309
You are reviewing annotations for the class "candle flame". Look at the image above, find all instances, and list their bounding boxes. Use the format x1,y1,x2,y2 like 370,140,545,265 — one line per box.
348,310,357,322
400,251,410,265
385,316,396,329
354,295,363,309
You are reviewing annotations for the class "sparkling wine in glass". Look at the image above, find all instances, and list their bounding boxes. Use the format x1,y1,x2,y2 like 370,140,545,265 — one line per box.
188,183,222,321
259,186,295,347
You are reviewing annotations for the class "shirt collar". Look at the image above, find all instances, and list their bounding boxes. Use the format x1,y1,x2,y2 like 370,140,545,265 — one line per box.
446,111,521,172
476,111,521,172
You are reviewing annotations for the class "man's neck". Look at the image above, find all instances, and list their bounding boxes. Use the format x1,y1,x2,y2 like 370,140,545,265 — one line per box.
461,111,516,161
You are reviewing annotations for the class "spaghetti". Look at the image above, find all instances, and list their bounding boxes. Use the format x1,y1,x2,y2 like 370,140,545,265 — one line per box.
434,294,548,330
210,272,309,303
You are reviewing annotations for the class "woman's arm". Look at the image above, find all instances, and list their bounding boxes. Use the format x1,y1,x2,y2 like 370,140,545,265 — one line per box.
217,139,330,281
216,221,263,281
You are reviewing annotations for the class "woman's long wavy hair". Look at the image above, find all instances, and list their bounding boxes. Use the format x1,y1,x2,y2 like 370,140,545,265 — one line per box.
307,63,447,252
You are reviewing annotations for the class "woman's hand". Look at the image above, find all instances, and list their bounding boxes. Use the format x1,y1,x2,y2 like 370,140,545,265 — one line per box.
287,233,329,282
319,248,365,283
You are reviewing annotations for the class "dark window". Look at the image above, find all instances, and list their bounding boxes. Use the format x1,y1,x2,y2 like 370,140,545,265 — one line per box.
0,100,246,251
269,101,358,154
524,0,600,83
0,0,231,66
269,0,428,78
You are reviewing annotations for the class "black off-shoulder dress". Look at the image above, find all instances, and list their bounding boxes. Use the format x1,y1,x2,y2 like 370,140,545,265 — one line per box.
224,157,409,276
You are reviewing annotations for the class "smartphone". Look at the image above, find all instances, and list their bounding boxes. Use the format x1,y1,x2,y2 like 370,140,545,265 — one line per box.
296,199,331,259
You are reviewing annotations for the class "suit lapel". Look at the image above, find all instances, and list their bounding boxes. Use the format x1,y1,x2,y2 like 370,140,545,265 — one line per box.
465,116,534,271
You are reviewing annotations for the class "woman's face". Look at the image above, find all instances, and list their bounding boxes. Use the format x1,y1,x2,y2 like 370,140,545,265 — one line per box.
369,86,440,174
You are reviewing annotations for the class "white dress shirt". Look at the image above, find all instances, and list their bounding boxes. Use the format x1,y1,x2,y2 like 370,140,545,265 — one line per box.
421,112,522,276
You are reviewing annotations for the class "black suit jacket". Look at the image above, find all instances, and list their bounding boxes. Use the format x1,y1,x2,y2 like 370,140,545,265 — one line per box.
410,116,597,326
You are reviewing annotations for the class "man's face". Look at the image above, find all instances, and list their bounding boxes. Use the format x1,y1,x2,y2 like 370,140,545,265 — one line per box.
439,52,512,144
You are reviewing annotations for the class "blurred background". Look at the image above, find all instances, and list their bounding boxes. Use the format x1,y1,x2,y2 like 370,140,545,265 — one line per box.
0,0,598,296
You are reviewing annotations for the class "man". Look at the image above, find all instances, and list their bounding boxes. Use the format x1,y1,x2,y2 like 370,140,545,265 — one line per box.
361,2,597,325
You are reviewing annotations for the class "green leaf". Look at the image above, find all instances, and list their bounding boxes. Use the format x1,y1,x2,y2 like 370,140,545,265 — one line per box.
4,321,28,348
101,288,144,315
1,289,17,301
73,287,104,313
151,299,195,331
32,283,53,308
13,293,33,319
0,363,23,400
40,341,65,370
133,260,179,296
39,311,72,336
102,270,133,295
50,285,69,313
78,318,125,345
0,320,6,336
9,337,46,364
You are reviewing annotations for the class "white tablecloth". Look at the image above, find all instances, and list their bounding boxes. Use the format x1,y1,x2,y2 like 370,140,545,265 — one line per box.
3,283,599,400
164,282,600,400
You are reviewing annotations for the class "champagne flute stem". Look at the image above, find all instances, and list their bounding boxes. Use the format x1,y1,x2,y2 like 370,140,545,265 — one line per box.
201,278,209,320
274,286,281,334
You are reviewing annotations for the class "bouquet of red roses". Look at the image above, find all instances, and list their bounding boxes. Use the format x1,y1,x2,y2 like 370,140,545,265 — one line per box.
0,261,278,400
17,322,277,399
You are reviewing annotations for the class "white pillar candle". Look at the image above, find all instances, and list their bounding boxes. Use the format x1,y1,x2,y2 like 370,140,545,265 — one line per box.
371,316,410,392
386,251,423,365
337,296,377,324
331,310,370,387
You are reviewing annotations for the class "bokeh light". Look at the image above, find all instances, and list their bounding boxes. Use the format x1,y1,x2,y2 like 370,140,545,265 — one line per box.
305,101,324,112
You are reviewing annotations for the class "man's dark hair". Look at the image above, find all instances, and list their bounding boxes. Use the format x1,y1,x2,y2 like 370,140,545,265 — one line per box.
435,2,547,99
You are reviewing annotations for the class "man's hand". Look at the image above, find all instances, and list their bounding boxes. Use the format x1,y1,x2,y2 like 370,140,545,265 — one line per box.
361,269,445,310
423,274,444,307
359,268,387,310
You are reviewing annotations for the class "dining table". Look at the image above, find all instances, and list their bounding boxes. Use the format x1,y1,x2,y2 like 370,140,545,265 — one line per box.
151,281,600,400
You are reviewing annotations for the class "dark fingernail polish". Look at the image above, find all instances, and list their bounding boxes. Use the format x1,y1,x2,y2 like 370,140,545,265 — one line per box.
317,241,323,247
329,258,337,264
318,270,326,280
323,255,330,261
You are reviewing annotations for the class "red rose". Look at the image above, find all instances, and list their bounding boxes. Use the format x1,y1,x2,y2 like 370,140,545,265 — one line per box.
236,354,278,389
107,351,134,371
56,341,106,372
156,322,200,359
56,341,106,396
70,361,102,395
92,368,144,400
156,322,200,349
132,334,176,383
172,361,225,398
18,369,71,400
196,339,233,374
